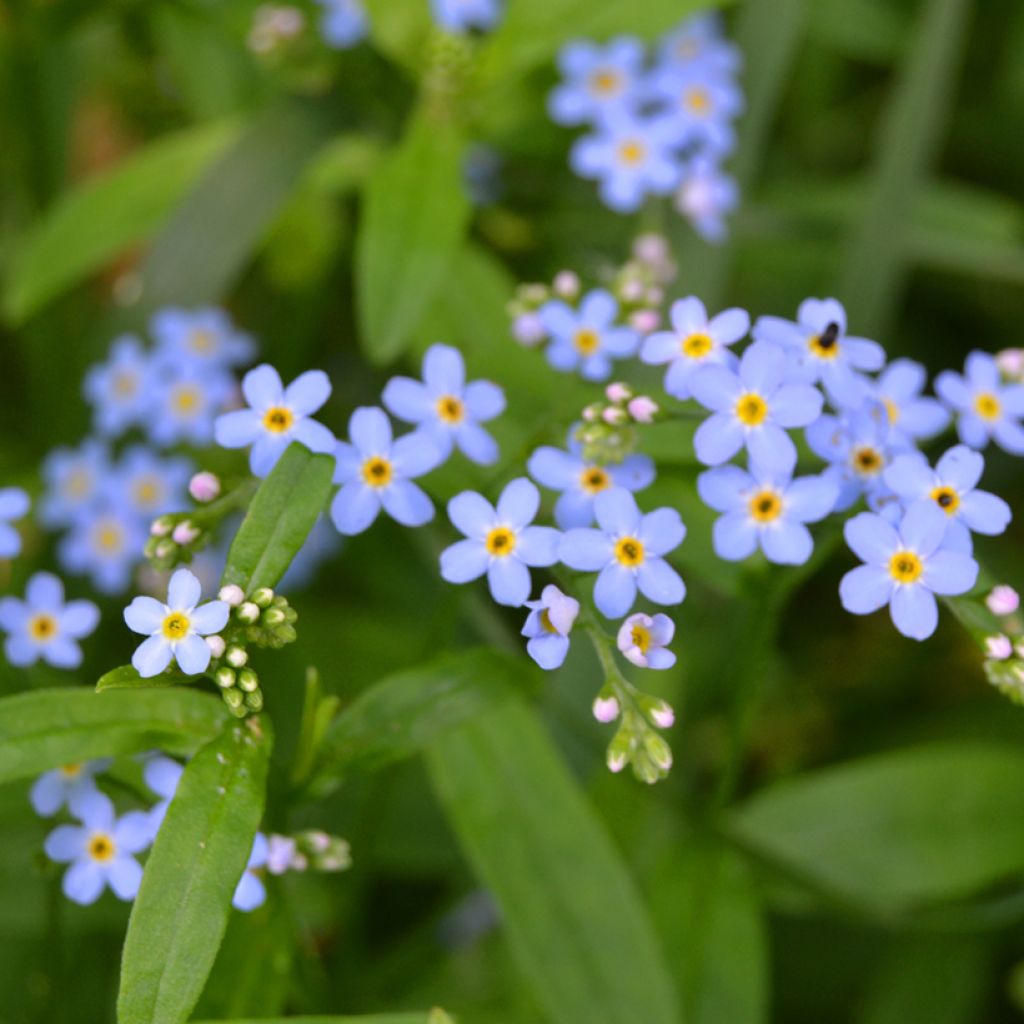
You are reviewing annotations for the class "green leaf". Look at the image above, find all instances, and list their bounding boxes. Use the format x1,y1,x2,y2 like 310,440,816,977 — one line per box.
96,665,187,692
221,443,336,594
728,742,1024,912
355,109,471,364
190,1016,438,1024
4,120,237,323
0,688,227,785
307,648,521,798
118,717,272,1024
427,699,681,1024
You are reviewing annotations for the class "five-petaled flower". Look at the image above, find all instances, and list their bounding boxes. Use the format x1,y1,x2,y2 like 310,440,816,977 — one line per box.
30,759,110,818
539,289,639,381
935,351,1024,455
617,612,676,669
83,336,154,437
868,358,949,446
0,572,99,669
548,37,645,126
521,585,580,669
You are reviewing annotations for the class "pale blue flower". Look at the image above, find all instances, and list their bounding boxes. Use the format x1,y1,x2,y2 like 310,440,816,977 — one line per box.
144,755,184,834
656,13,740,73
383,344,505,466
44,791,152,905
840,503,978,640
0,572,99,668
151,306,254,369
30,759,110,818
440,479,561,607
215,364,335,478
639,296,748,399
40,440,111,528
330,407,440,535
115,447,193,521
58,505,146,594
559,488,686,619
148,364,234,448
431,0,500,34
869,358,949,446
647,63,743,154
124,568,229,678
233,832,269,911
83,336,154,437
674,154,738,243
935,351,1024,455
548,37,645,126
316,0,367,48
0,486,30,557
539,289,639,381
617,612,676,669
691,340,824,473
521,584,579,670
698,462,838,565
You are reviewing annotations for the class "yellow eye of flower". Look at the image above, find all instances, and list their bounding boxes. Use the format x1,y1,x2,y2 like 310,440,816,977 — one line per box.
735,393,768,426
88,833,116,863
113,371,137,397
29,614,57,642
681,333,713,358
748,490,783,523
436,395,465,424
589,70,621,95
162,612,190,640
189,329,215,353
173,387,200,415
889,550,923,584
65,470,91,498
580,467,610,494
539,609,560,634
851,446,884,476
134,478,161,505
614,536,645,567
60,763,83,778
974,392,1001,421
630,623,651,652
361,457,393,488
486,526,516,557
931,485,960,515
95,523,123,553
617,140,646,166
574,329,601,355
685,87,711,114
808,322,841,359
884,398,900,424
262,406,294,433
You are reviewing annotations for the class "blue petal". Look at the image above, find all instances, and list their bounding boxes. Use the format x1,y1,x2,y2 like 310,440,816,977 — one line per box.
899,502,947,557
593,488,641,536
168,568,201,610
517,526,561,567
559,528,611,570
638,508,686,556
839,565,893,614
284,369,331,415
739,340,786,393
698,465,751,512
63,860,105,905
456,423,500,465
330,483,381,536
746,424,797,476
922,550,978,595
383,376,433,423
348,406,392,456
487,558,531,607
464,381,505,421
497,478,540,529
958,490,1011,535
423,344,465,395
175,634,211,675
713,512,758,561
845,512,899,565
242,364,284,410
448,491,495,538
761,521,813,565
107,855,143,900
529,447,580,491
771,384,824,428
392,432,442,478
249,434,290,478
936,445,983,491
554,490,595,529
636,557,685,605
26,572,64,610
440,538,489,583
694,413,744,465
293,419,336,456
890,585,938,640
381,480,434,527
690,364,742,412
527,634,570,670
784,475,838,523
132,635,172,678
593,563,637,618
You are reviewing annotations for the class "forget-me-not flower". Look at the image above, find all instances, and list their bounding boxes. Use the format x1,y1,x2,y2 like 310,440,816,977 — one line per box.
0,572,99,669
640,296,748,399
560,488,686,619
430,0,500,33
124,568,229,677
691,340,824,472
674,154,738,244
521,585,580,670
383,344,505,466
44,791,152,905
698,462,838,564
40,440,111,528
440,478,560,607
935,351,1024,455
30,759,110,818
0,486,29,557
151,306,254,369
149,364,233,448
539,289,639,381
548,37,645,126
233,832,269,911
83,336,154,437
115,447,193,521
883,445,1012,553
648,64,742,154
617,612,676,669
316,0,367,47
657,13,740,73
330,407,440,535
215,364,335,478
58,505,146,594
868,358,949,446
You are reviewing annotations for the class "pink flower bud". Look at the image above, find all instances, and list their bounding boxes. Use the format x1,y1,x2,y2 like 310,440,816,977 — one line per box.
607,749,627,773
986,585,1020,617
189,471,221,503
986,634,1013,660
996,349,1024,379
582,404,601,423
553,270,580,298
592,695,621,723
646,287,664,306
512,312,546,346
633,233,669,266
602,406,628,426
630,309,660,332
628,396,658,423
620,279,644,303
605,382,632,404
650,700,675,729
172,522,199,545
150,518,172,538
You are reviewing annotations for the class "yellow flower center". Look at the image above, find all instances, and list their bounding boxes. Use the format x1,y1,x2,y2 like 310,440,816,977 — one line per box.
681,332,713,358
685,87,711,114
617,140,646,166
889,550,923,584
29,614,58,642
539,609,559,634
94,523,124,553
748,489,783,523
808,322,841,360
262,406,294,434
574,329,601,355
850,446,884,477
735,393,768,426
589,70,622,96
87,833,116,863
60,763,83,778
65,469,91,498
974,392,1001,421
189,329,215,354
162,612,191,641
884,398,900,424
134,478,161,506
931,485,960,515
361,457,393,489
436,395,465,424
173,386,200,416
486,526,516,557
580,466,611,495
630,623,651,653
614,536,645,567
113,371,138,397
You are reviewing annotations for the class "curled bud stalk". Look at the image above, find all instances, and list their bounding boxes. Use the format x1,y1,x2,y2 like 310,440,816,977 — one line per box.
987,585,1020,617
206,635,226,659
188,471,221,503
219,584,245,607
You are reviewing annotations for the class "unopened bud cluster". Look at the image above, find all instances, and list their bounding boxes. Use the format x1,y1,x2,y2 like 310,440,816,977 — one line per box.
575,383,660,464
594,686,676,785
266,830,352,875
982,585,1024,704
145,514,207,571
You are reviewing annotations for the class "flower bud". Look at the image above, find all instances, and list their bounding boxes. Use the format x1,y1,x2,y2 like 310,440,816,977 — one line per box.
244,690,264,712
643,732,673,772
629,309,660,333
275,624,298,644
172,521,199,545
225,645,248,668
606,728,633,773
643,697,675,730
592,693,621,723
553,270,580,299
223,686,244,708
646,286,664,306
996,349,1024,380
986,634,1013,660
605,382,632,404
237,602,260,624
206,635,226,659
267,834,297,875
188,471,221,503
628,396,658,423
218,584,245,607
215,666,236,689
512,312,546,346
601,406,628,426
263,607,287,626
582,403,602,423
150,516,174,538
238,667,260,693
986,585,1020,617
251,587,275,608
620,279,644,303
633,232,669,266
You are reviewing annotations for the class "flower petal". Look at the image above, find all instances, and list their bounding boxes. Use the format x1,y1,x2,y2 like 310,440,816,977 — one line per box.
348,406,392,456
923,550,978,595
516,526,561,567
440,539,489,583
62,860,106,905
890,585,938,640
383,376,433,423
487,557,531,607
423,344,465,395
958,490,1011,535
174,633,211,675
448,491,495,539
108,855,143,901
330,483,381,536
293,419,336,456
455,423,500,465
392,432,442,478
638,508,686,555
45,824,86,861
528,447,580,491
464,381,506,421
214,409,263,449
559,528,612,570
496,478,540,529
124,596,166,635
26,572,64,611
636,557,685,605
190,600,230,635
242,364,284,411
594,563,637,618
594,487,641,535
284,370,331,415
132,635,173,678
839,565,893,614
761,521,813,565
845,512,899,565
381,480,435,527
899,502,948,557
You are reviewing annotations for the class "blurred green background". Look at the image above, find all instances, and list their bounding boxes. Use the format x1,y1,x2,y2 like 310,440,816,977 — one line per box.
2,0,1024,1022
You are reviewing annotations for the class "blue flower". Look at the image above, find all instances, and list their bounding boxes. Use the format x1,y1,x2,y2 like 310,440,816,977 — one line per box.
0,572,99,669
883,445,1012,553
0,486,29,557
753,298,885,408
124,568,230,677
316,0,367,48
640,296,748,399
233,832,269,911
647,64,743,155
698,462,838,565
383,344,505,466
330,407,440,535
617,612,676,669
30,759,110,818
528,428,654,529
115,447,193,521
691,340,824,472
83,336,154,437
559,488,686,619
40,440,112,528
548,37,645,126
840,503,978,640
430,0,500,33
440,478,561,607
674,154,738,243
143,755,184,833
44,791,152,904
539,289,639,381
935,351,1024,455
215,365,335,478
521,584,580,670
571,110,684,213
148,363,234,448
58,505,146,594
869,358,950,446
656,13,740,74
150,306,254,369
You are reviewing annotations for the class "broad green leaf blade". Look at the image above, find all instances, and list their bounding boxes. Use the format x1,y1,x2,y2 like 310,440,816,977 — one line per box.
3,121,237,323
0,688,227,784
307,648,521,797
355,110,471,365
118,717,272,1024
427,699,681,1024
221,443,336,594
191,1016,438,1024
837,0,973,336
96,665,188,692
728,742,1024,912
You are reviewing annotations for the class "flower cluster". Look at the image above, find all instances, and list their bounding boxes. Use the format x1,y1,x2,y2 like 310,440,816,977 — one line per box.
549,13,742,240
